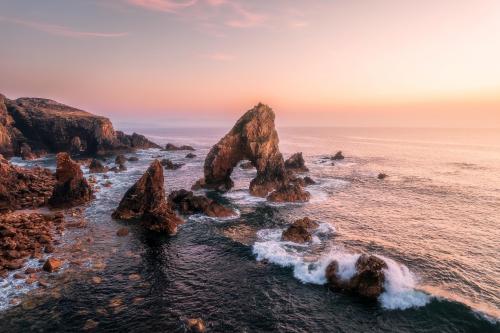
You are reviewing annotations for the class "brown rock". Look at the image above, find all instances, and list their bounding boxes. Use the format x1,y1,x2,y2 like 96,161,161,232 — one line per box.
160,158,183,170
168,189,235,218
193,103,291,197
43,258,62,272
325,254,387,299
115,154,127,165
112,160,183,235
285,152,309,172
267,183,310,203
116,227,129,237
164,143,195,151
184,318,206,333
49,153,93,207
281,217,319,243
378,173,388,180
89,159,108,173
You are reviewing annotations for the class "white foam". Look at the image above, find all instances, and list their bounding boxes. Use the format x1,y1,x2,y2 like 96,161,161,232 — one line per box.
188,208,241,222
224,190,267,206
252,226,430,310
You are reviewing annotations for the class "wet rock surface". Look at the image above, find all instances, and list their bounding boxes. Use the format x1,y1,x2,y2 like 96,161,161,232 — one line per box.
49,153,93,208
0,155,55,212
267,182,310,203
88,159,108,173
326,254,387,299
185,153,196,159
163,143,195,151
281,217,319,243
112,160,183,235
0,212,65,277
160,158,184,170
285,152,309,172
168,189,235,218
239,161,254,170
378,173,388,180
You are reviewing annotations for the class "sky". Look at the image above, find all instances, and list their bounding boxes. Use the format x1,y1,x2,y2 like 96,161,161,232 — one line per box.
0,0,499,128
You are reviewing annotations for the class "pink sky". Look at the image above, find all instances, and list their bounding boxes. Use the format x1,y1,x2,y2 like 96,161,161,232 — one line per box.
0,0,499,127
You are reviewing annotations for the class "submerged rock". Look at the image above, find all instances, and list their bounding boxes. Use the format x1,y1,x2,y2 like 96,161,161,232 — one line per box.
377,173,388,180
168,189,235,218
112,160,183,235
332,151,345,160
325,254,387,299
285,152,309,172
164,143,195,151
185,153,196,159
89,159,108,173
49,153,93,208
128,156,139,162
194,103,304,200
281,217,319,243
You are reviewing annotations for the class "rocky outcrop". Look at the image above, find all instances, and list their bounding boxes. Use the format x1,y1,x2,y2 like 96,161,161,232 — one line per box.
285,152,309,172
377,173,388,180
168,189,235,218
0,155,55,212
193,104,292,196
0,212,65,277
49,153,93,208
0,94,159,158
267,183,310,203
112,160,183,235
326,254,387,299
161,158,183,170
116,131,160,150
163,143,195,151
281,217,319,243
89,159,108,173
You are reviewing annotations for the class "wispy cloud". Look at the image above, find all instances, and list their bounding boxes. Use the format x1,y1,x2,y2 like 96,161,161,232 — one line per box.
202,52,234,61
0,16,128,38
224,3,267,28
127,0,197,13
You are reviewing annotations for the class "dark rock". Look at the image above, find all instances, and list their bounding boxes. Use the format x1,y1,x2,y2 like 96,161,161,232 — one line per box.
168,189,235,218
49,153,93,208
115,155,127,165
0,94,159,157
326,254,387,299
377,173,388,180
164,143,195,151
281,217,319,243
184,318,206,333
332,151,344,160
128,156,139,162
285,152,309,172
303,176,316,185
193,103,298,199
185,153,196,159
112,160,183,235
89,159,108,173
160,159,183,170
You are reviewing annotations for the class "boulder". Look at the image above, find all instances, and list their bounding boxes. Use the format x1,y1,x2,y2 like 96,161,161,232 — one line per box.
112,160,183,235
164,143,195,151
185,153,196,159
332,151,344,160
325,254,387,299
377,173,388,180
89,159,108,173
116,227,129,237
0,93,159,157
49,153,93,208
267,183,310,203
115,154,127,165
184,318,206,333
193,103,290,197
168,189,235,218
43,258,62,272
285,152,309,172
128,156,139,162
281,217,319,243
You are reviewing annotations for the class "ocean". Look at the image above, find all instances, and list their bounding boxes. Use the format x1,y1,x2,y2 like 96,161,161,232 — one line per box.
1,127,499,332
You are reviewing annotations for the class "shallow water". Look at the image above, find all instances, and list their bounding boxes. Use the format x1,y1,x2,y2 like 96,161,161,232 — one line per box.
1,127,499,332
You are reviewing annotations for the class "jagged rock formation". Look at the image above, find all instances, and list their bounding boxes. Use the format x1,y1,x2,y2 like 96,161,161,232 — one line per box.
325,254,387,299
285,152,309,172
161,158,183,170
267,183,310,203
163,143,195,151
0,154,55,212
168,189,235,218
112,160,183,235
0,94,159,158
281,217,319,243
49,153,93,207
193,103,293,196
